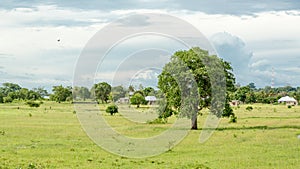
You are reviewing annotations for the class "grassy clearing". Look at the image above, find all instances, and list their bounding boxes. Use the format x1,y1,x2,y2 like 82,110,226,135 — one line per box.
0,102,299,168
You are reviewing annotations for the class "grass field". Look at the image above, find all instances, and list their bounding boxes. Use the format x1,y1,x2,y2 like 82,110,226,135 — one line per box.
0,102,299,168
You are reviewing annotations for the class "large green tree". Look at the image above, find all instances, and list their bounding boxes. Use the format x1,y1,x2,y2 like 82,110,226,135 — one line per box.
93,82,111,103
50,85,72,102
130,92,146,108
1,83,21,95
234,86,251,103
0,83,42,102
158,47,235,130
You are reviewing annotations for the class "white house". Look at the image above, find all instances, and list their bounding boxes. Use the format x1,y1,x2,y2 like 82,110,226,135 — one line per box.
145,96,157,105
278,96,298,106
118,97,129,104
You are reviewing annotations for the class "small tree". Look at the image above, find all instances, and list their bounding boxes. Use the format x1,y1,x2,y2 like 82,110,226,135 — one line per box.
106,104,118,115
246,106,253,111
130,93,146,108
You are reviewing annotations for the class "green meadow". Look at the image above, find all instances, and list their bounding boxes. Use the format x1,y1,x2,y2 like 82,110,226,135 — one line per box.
0,102,299,169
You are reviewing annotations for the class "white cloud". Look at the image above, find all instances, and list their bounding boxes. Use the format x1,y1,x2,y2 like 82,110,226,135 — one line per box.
250,60,269,68
1,5,300,89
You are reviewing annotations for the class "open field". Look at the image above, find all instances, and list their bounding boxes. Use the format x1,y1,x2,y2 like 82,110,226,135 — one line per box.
0,102,299,168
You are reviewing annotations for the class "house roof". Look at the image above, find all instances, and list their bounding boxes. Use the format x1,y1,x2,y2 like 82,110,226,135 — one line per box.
145,96,157,101
278,96,297,102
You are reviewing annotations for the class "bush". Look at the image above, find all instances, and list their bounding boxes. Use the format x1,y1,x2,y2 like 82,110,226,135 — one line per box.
3,96,13,103
287,105,292,108
230,115,237,123
246,106,253,111
26,101,43,108
222,103,234,117
106,104,118,115
147,118,167,124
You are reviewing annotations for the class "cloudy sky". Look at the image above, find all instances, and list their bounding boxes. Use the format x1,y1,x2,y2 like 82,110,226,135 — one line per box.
1,0,300,91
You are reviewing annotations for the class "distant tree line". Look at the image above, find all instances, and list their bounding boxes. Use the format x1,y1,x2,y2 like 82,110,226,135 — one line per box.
0,82,158,104
0,83,46,103
229,82,300,104
2,81,299,106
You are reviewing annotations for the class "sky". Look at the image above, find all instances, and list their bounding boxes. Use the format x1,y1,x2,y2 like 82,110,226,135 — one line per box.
0,0,300,91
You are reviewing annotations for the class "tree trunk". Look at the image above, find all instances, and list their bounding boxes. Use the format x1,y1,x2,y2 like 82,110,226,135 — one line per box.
191,113,198,130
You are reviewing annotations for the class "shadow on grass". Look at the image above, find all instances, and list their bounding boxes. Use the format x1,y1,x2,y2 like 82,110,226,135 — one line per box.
199,125,300,131
239,116,300,119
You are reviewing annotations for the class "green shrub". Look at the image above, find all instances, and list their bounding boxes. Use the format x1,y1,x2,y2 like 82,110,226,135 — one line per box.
28,163,37,169
147,118,167,124
246,106,253,111
229,115,237,123
222,103,234,117
106,104,118,115
3,96,13,103
26,101,43,108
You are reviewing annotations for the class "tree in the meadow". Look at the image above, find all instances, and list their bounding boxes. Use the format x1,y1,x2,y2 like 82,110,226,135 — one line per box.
234,86,251,103
93,82,111,103
50,85,72,102
158,47,235,129
130,92,146,108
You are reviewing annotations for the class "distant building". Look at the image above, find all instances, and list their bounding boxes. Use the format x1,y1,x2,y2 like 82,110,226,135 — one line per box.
278,96,298,106
118,97,129,104
43,96,50,100
145,96,157,105
230,100,240,106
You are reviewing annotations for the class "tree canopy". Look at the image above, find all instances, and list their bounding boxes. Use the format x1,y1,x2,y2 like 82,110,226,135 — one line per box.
0,83,42,103
130,92,146,108
158,47,235,129
50,85,72,102
93,82,111,103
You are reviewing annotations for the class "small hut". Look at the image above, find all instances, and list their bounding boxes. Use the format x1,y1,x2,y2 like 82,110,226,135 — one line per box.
230,100,240,106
